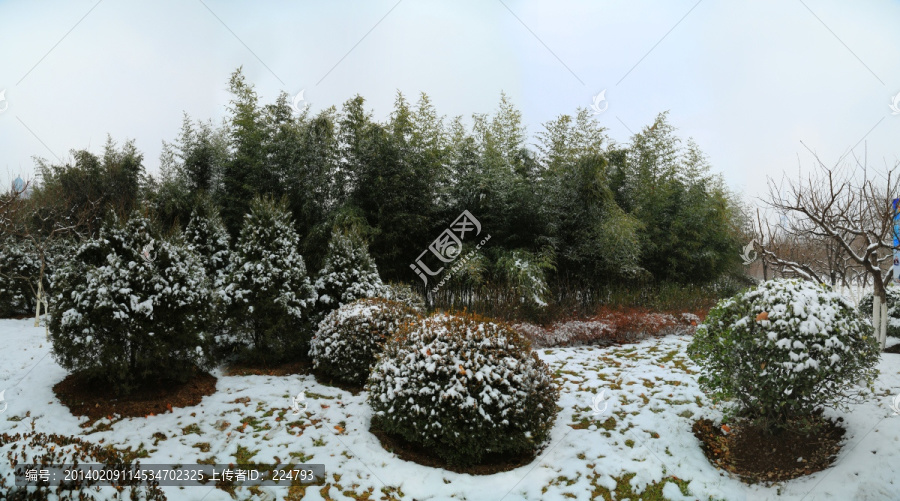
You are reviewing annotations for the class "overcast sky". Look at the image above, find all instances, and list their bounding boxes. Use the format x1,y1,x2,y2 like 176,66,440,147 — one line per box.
1,0,899,203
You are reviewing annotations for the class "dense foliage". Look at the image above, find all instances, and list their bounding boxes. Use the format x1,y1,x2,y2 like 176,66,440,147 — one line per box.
309,298,419,385
314,229,384,315
183,198,232,289
48,214,214,394
858,285,900,338
0,237,39,317
688,279,880,432
224,197,317,363
367,313,559,465
9,68,745,322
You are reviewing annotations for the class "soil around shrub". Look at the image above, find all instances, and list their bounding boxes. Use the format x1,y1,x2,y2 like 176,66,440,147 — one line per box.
223,358,312,376
369,417,542,475
692,417,845,483
53,371,217,425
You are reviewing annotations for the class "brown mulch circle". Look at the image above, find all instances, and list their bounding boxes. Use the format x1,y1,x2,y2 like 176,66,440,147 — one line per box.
53,371,217,426
224,358,312,376
692,417,845,484
884,343,900,354
369,419,540,475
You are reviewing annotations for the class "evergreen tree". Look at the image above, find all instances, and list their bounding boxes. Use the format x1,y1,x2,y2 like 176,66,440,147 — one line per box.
220,68,268,237
314,228,384,315
183,197,231,288
48,214,214,395
0,237,39,317
225,197,317,363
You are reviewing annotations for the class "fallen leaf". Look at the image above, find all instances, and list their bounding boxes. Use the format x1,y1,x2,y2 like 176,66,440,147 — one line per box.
756,311,769,322
166,403,173,412
334,425,344,434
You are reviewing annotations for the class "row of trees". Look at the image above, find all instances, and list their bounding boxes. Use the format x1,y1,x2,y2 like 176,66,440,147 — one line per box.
48,197,387,393
144,68,744,289
750,152,900,349
3,68,745,322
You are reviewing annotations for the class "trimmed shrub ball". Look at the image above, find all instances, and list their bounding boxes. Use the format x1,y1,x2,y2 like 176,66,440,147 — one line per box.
858,285,900,338
309,298,420,386
367,313,559,466
688,278,880,432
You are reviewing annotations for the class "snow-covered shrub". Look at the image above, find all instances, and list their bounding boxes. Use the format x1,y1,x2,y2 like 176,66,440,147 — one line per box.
224,197,317,363
379,282,426,313
0,237,39,317
309,298,419,385
314,229,383,315
183,201,231,289
367,313,559,466
858,286,900,338
48,214,214,395
688,279,880,432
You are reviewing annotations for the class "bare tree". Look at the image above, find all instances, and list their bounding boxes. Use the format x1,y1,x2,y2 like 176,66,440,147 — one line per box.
757,152,899,349
0,178,93,333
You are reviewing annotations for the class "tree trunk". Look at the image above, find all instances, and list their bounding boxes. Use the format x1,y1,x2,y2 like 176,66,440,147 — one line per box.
33,279,43,328
872,291,888,350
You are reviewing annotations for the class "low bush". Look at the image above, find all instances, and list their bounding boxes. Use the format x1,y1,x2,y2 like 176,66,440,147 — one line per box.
380,282,426,313
688,278,880,432
367,313,559,466
48,214,214,395
0,432,166,500
309,298,419,386
512,308,700,348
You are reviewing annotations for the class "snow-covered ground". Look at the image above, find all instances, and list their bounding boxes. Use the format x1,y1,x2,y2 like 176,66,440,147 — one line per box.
1,318,898,501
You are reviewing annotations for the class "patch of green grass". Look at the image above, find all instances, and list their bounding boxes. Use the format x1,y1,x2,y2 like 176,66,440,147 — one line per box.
599,417,617,431
289,451,314,462
234,445,258,463
588,472,693,501
305,392,336,400
182,423,202,435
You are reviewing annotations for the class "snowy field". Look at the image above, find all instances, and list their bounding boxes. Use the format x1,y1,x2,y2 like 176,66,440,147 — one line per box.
1,318,898,501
